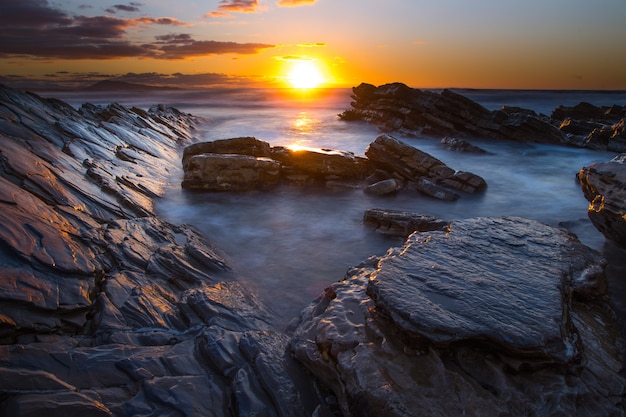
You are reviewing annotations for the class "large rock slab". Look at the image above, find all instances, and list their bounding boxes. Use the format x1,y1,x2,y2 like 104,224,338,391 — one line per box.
291,216,624,417
578,153,626,246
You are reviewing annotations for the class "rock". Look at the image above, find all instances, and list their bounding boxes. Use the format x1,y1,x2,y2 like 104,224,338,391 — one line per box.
270,146,370,182
362,208,449,237
181,140,371,190
552,102,626,150
291,216,624,417
340,82,566,144
182,136,273,164
365,134,487,193
578,153,626,246
181,154,282,191
414,177,459,201
440,136,487,153
0,84,322,416
363,178,401,195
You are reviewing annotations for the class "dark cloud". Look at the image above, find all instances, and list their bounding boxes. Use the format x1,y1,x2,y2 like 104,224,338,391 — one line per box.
0,71,256,90
105,3,142,14
157,39,274,59
0,0,273,60
217,0,260,13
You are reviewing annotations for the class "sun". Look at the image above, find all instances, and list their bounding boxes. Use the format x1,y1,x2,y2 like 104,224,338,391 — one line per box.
287,61,325,89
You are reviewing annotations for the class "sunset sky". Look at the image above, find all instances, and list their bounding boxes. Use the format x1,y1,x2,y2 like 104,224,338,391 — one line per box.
1,0,625,90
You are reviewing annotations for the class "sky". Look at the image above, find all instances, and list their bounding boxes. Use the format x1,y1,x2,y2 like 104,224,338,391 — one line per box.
1,0,625,90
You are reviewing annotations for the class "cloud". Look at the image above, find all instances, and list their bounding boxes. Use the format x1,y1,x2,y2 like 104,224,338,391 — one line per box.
217,0,260,13
297,42,326,48
0,0,273,60
204,11,235,19
156,37,273,59
276,0,317,6
0,71,261,89
275,55,313,61
105,3,143,14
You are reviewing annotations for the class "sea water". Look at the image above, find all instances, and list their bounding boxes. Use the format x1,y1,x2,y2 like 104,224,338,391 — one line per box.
49,87,626,329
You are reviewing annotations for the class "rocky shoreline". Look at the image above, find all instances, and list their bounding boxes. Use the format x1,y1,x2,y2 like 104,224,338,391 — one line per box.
340,82,626,152
1,83,625,416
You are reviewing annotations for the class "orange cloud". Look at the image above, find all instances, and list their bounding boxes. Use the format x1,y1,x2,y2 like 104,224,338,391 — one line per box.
276,0,317,6
204,11,235,18
217,0,261,13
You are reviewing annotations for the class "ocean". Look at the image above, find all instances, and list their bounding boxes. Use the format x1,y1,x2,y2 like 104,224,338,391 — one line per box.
47,87,626,329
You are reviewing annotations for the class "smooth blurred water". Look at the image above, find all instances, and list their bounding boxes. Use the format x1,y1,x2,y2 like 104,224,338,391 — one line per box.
46,87,626,328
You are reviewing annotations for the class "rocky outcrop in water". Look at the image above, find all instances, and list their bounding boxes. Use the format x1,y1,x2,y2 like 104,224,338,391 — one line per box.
340,82,626,151
0,84,325,416
291,216,625,417
366,134,487,194
553,102,626,151
579,153,626,246
182,137,369,190
182,134,486,200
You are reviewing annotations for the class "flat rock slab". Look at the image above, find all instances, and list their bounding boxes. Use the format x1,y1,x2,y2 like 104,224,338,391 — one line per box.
368,216,601,362
292,216,623,417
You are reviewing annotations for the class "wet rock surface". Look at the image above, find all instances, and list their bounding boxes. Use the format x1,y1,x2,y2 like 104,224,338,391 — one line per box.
2,82,626,417
0,84,324,416
291,216,625,417
182,134,486,200
341,82,626,151
578,153,626,246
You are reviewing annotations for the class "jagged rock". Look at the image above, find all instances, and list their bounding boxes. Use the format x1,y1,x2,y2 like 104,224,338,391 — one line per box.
291,216,624,417
440,136,487,153
552,102,626,151
363,208,449,237
340,82,565,144
181,154,282,191
552,101,626,122
578,153,626,246
363,178,401,195
365,134,487,194
0,84,322,416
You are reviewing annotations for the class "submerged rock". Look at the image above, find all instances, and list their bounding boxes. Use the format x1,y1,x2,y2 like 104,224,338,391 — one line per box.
291,216,624,417
578,153,626,246
362,208,449,237
441,136,488,153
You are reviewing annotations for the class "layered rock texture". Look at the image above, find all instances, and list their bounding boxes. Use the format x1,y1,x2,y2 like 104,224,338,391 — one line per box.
579,153,626,246
340,82,626,151
0,84,324,416
292,216,625,417
2,83,625,417
182,134,486,200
